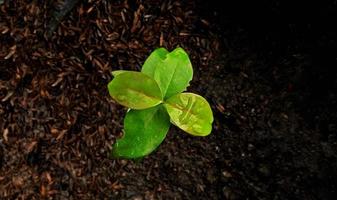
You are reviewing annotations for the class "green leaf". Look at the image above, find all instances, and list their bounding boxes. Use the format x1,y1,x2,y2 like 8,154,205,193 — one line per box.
141,47,193,99
112,105,171,159
164,93,213,136
111,70,128,77
107,71,163,109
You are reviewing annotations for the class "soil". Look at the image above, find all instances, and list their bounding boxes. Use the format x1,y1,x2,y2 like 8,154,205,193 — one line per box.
1,0,337,199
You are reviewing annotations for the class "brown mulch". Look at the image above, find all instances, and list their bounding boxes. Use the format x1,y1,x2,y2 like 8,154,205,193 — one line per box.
1,0,219,199
1,0,337,199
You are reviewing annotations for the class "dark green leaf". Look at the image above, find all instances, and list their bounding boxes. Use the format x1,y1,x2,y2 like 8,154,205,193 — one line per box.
164,93,213,136
107,71,163,109
141,47,193,98
112,105,171,158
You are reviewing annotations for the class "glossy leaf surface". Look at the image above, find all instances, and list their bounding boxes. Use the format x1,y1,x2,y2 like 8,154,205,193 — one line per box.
164,93,213,136
112,105,171,158
141,47,193,98
107,71,163,109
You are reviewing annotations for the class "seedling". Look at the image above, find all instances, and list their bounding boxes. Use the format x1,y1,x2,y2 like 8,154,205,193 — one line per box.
108,47,213,159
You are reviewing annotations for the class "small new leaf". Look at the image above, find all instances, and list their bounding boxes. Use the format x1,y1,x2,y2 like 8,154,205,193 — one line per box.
108,71,163,109
164,93,213,136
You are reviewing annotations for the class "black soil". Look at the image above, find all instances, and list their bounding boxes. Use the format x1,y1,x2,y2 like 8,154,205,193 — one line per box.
1,0,337,199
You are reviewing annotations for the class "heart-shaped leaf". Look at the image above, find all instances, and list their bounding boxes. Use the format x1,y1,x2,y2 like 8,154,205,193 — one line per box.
108,71,163,109
164,93,213,136
141,47,193,99
112,105,171,158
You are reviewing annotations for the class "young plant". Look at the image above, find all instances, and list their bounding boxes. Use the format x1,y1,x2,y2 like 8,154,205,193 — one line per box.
107,47,213,159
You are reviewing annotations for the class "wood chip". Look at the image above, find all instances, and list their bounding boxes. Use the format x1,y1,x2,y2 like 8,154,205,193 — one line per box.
3,128,9,142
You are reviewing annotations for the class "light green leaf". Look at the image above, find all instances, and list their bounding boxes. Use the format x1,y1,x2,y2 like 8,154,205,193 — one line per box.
112,105,171,159
107,71,163,109
141,47,193,99
111,70,128,77
164,93,213,136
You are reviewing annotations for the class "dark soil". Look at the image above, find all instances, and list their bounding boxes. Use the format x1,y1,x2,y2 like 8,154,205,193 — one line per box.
1,0,337,199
